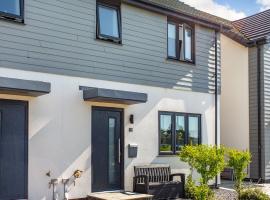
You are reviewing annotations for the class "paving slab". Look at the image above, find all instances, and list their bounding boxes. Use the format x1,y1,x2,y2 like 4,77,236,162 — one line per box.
87,192,153,200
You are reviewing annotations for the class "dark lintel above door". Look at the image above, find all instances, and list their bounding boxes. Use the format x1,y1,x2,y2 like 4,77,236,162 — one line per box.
80,86,148,105
0,76,51,97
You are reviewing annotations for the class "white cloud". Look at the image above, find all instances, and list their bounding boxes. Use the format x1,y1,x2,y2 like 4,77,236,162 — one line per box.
180,0,246,21
257,0,270,11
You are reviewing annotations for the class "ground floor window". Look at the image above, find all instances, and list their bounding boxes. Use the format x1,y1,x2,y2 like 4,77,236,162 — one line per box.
159,111,201,155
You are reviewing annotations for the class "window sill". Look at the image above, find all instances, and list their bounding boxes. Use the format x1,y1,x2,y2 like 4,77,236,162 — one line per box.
96,36,122,45
0,13,24,24
166,58,196,66
0,16,24,24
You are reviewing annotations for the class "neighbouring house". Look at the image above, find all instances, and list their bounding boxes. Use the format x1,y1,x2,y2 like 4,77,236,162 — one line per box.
0,0,255,199
221,9,270,182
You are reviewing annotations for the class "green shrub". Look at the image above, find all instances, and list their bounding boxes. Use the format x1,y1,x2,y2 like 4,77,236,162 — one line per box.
180,145,226,185
239,188,270,200
185,175,214,200
179,145,226,200
193,184,215,200
193,145,226,185
185,175,197,199
227,149,251,196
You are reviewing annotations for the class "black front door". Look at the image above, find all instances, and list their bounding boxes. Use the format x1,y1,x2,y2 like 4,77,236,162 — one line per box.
92,107,123,192
0,100,28,200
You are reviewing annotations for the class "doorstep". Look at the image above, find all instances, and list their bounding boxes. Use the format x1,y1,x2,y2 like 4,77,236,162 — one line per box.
87,191,153,200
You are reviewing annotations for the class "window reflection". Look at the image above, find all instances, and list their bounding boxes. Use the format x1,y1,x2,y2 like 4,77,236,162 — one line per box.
160,114,172,153
168,23,176,57
184,27,192,60
188,116,199,145
98,5,119,38
176,115,185,151
159,112,201,155
0,0,21,16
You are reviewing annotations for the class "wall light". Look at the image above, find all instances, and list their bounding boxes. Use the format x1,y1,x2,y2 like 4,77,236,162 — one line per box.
129,114,134,124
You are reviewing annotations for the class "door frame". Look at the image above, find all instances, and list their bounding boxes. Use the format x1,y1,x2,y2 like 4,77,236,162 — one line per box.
91,106,125,191
0,99,28,199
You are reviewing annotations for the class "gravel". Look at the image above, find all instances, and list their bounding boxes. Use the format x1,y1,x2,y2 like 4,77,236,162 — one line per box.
178,188,237,200
214,188,237,200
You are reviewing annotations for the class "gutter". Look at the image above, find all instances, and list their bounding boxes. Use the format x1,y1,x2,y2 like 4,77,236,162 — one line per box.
220,29,250,47
247,37,270,47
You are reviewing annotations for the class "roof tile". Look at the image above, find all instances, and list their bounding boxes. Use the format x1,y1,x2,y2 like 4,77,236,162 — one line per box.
232,9,270,41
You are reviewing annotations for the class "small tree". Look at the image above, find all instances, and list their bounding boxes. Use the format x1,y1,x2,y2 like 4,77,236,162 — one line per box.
227,149,251,197
179,145,226,200
192,145,226,185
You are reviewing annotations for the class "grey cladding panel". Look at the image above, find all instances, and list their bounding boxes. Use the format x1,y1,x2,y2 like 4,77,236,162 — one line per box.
249,43,270,181
0,0,220,94
249,47,260,179
263,43,270,180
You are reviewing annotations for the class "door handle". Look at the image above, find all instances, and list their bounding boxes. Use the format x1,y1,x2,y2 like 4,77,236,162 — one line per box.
118,138,121,164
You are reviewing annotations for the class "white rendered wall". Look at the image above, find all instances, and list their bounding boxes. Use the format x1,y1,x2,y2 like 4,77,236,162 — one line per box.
0,67,217,199
220,34,249,151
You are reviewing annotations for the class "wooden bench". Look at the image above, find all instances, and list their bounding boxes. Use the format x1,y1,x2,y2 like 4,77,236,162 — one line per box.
133,165,185,200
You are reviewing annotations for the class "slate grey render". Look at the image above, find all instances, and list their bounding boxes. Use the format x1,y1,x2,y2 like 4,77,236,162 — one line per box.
82,87,148,105
249,42,270,181
0,76,51,96
0,0,220,94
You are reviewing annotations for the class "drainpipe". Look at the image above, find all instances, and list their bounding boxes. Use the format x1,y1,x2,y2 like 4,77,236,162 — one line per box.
257,44,262,182
214,30,218,188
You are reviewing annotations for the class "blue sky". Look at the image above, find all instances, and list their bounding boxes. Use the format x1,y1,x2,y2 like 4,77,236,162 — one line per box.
216,0,261,16
181,0,270,20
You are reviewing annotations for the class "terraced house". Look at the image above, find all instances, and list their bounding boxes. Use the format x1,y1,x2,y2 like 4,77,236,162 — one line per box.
0,0,256,199
221,9,270,183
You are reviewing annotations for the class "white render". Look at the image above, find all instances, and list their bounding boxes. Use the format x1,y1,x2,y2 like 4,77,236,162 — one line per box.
0,67,218,199
220,34,249,151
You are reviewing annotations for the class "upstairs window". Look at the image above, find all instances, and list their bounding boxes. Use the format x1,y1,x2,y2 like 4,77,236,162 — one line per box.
159,111,201,155
0,0,24,22
167,21,195,63
96,0,121,43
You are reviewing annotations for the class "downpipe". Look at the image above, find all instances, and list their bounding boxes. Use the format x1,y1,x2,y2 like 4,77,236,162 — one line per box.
214,30,219,189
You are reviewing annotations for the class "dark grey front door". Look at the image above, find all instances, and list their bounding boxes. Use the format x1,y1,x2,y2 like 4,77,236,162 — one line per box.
0,100,28,200
92,107,123,192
